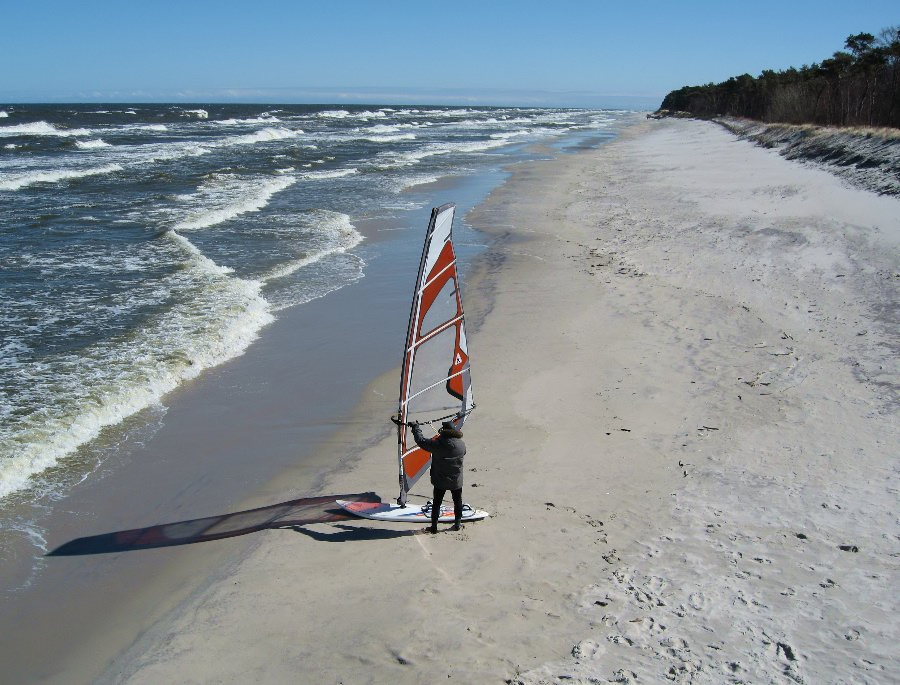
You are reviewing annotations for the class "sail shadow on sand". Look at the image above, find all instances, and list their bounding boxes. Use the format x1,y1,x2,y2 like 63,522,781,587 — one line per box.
46,493,381,556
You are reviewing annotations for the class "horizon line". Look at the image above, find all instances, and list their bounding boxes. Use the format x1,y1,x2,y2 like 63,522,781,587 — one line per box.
1,86,664,110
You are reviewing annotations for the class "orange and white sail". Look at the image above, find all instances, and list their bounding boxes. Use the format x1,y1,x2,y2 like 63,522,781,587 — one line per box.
396,204,474,505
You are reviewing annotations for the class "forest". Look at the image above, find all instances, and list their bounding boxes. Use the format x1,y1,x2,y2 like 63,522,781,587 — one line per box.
660,27,900,128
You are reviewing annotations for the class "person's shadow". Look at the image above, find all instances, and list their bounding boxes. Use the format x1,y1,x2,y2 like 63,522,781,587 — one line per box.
46,493,386,555
290,523,423,542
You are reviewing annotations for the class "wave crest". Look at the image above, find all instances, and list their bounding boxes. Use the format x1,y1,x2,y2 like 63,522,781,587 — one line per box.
0,121,91,137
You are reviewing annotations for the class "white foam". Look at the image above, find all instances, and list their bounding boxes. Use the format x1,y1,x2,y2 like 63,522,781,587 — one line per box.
364,133,417,143
221,126,301,146
365,124,406,133
0,163,123,191
166,229,234,275
85,109,139,116
263,210,364,284
14,247,156,274
372,136,512,170
0,121,91,137
123,123,168,132
134,140,210,164
183,109,209,119
0,111,8,118
490,130,533,140
172,173,297,230
418,108,490,119
0,233,274,501
75,138,111,149
214,115,282,126
298,168,358,180
391,173,441,193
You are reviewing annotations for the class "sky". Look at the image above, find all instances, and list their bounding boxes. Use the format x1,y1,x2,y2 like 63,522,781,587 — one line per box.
2,0,897,108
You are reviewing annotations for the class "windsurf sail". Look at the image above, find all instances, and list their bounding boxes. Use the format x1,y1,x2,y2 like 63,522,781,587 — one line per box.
395,204,475,506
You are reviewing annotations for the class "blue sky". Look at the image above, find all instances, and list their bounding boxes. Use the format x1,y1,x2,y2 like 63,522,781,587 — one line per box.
2,0,897,107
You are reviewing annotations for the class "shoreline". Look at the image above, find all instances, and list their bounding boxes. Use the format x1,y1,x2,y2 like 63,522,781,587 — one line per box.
0,121,635,684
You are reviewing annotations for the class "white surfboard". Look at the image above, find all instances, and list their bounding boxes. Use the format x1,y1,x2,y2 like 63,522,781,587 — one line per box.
336,499,489,523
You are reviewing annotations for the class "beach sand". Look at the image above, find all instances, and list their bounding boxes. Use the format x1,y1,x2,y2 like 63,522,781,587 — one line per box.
82,118,899,683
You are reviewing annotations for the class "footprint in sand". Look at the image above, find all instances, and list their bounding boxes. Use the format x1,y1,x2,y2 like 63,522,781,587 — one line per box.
688,591,707,611
571,639,605,660
622,615,666,644
609,669,638,684
661,635,690,653
608,633,634,646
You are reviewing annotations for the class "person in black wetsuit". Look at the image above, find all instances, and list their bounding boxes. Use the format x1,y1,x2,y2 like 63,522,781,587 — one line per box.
409,420,466,534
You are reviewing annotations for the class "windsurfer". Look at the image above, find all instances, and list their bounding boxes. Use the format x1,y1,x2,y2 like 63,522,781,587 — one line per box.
409,421,466,533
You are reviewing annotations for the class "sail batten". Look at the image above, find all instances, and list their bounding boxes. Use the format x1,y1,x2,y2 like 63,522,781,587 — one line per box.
421,261,458,291
396,204,474,505
408,314,465,350
406,369,469,403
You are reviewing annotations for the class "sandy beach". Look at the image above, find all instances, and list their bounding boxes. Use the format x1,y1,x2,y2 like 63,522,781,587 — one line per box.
34,117,899,683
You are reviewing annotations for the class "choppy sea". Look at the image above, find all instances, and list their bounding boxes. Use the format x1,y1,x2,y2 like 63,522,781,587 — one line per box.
0,103,628,514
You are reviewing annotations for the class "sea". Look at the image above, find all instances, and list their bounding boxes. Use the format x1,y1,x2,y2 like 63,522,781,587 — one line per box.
0,103,630,559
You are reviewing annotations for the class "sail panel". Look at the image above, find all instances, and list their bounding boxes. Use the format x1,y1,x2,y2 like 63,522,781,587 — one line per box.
396,204,474,502
407,326,459,409
419,266,459,338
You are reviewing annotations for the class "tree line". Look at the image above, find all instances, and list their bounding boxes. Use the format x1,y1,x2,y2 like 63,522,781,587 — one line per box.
660,27,900,128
